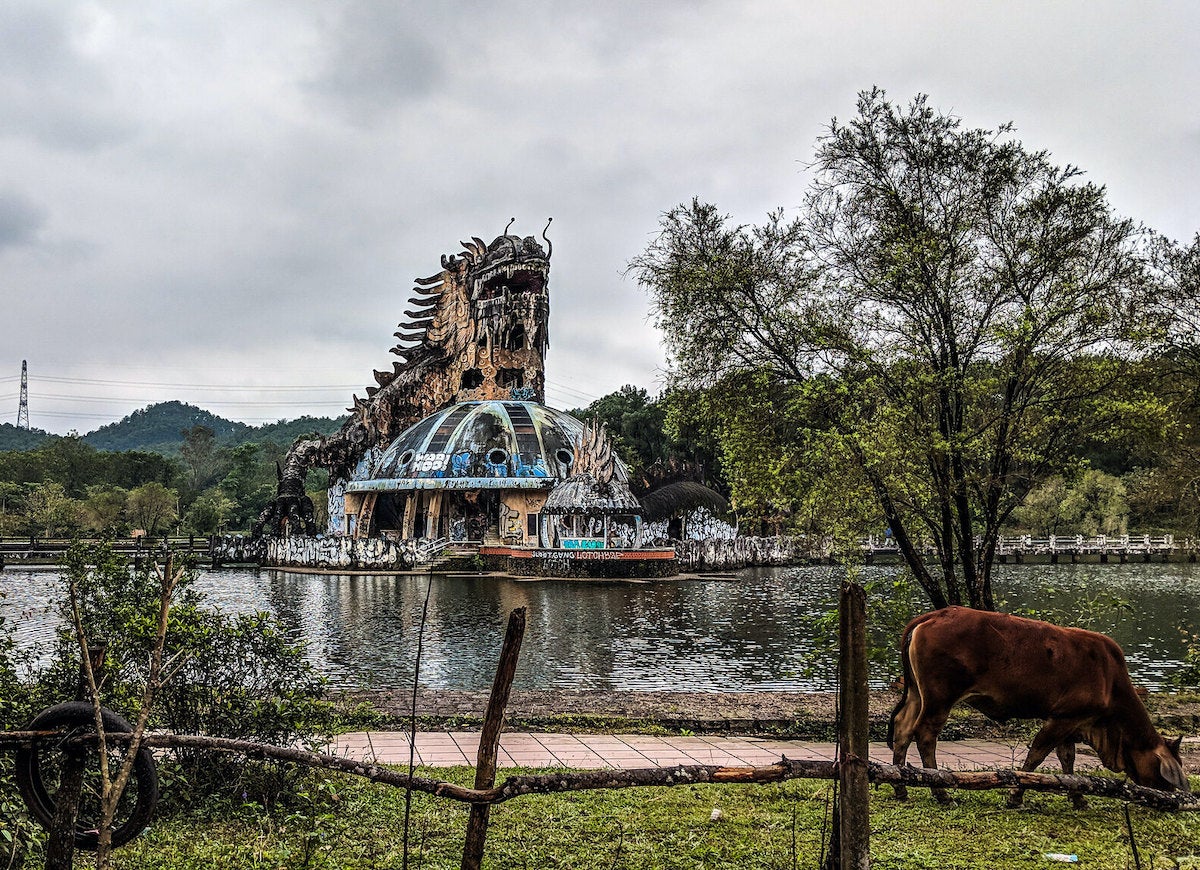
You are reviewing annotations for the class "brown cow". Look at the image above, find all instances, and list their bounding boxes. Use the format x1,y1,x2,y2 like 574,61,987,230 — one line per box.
888,607,1190,807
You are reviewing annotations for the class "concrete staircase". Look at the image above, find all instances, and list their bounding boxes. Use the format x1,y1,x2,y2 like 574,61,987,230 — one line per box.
420,540,484,571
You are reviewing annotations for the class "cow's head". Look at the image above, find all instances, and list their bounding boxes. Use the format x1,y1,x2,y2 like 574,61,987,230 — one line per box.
1131,736,1190,792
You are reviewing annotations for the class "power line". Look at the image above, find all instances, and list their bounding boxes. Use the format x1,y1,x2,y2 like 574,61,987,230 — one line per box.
29,408,346,423
33,374,364,392
21,393,355,407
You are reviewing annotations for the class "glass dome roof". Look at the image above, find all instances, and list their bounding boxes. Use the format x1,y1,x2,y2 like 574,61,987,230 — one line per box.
345,400,629,492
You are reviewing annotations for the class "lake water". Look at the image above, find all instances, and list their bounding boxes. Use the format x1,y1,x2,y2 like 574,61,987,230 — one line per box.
2,563,1197,692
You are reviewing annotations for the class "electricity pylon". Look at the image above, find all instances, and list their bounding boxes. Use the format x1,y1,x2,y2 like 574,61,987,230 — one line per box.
17,360,29,429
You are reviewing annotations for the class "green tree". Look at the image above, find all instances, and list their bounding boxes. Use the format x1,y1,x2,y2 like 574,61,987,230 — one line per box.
22,481,81,538
38,434,98,498
0,481,23,535
1010,476,1074,537
1011,470,1129,537
572,386,674,475
183,488,236,534
218,443,277,530
662,370,875,539
1062,469,1129,536
179,424,226,502
632,90,1165,610
125,482,179,537
82,485,130,533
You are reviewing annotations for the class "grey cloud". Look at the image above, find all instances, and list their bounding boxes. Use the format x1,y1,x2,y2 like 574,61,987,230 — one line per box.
5,0,1200,435
0,189,46,250
0,3,130,149
304,0,446,123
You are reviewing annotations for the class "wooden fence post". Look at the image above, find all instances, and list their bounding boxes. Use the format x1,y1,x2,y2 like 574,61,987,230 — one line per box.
837,580,870,870
461,607,527,870
45,643,107,870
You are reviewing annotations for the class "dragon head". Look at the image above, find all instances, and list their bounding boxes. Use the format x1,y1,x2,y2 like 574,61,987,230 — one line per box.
390,221,552,403
454,231,550,358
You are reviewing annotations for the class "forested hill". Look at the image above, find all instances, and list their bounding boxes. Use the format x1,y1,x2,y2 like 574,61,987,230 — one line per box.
0,422,55,451
86,401,249,452
2,402,345,455
87,402,346,454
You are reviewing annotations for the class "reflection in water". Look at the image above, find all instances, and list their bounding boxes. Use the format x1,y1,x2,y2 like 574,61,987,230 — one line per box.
3,563,1197,691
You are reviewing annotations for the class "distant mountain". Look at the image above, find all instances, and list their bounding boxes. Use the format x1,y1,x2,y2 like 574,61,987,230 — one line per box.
0,422,53,451
84,401,251,454
79,402,345,456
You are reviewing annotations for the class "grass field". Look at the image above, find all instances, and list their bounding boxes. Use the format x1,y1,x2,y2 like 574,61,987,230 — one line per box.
36,766,1199,870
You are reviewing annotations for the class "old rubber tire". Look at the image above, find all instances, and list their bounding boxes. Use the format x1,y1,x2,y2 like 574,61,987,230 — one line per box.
14,701,159,850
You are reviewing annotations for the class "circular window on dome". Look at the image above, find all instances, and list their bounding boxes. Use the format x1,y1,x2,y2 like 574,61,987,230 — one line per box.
556,448,574,467
486,448,508,466
398,450,415,467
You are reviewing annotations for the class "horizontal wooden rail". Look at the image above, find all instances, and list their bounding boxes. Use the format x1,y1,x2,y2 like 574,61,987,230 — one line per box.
7,729,1192,812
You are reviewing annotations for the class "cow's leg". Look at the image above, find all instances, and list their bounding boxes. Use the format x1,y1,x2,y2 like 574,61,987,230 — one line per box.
1055,740,1088,810
1007,720,1075,809
889,686,923,801
913,704,956,805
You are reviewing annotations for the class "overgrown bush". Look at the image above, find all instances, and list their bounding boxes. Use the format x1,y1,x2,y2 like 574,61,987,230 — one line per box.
27,540,336,809
1169,627,1200,691
0,595,45,866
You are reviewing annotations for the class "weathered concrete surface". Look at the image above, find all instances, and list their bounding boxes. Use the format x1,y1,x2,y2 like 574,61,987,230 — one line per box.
674,536,817,571
216,533,821,573
213,534,416,570
267,535,416,570
211,534,266,565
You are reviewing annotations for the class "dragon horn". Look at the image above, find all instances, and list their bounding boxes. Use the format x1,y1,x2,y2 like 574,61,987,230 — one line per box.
542,217,553,259
504,217,515,235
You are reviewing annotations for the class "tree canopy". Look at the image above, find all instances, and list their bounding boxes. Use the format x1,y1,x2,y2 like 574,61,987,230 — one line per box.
632,89,1182,610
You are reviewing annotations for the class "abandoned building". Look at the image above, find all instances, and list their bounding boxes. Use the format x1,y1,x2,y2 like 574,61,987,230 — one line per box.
228,226,679,576
340,399,643,549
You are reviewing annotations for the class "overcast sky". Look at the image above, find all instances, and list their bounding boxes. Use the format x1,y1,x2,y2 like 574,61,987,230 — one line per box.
2,0,1198,435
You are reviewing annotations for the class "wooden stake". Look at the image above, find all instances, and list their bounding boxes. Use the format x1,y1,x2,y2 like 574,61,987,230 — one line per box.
44,749,85,870
837,580,870,870
46,644,107,870
461,607,527,870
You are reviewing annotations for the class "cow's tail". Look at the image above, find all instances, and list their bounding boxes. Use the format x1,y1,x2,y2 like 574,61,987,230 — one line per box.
886,623,919,750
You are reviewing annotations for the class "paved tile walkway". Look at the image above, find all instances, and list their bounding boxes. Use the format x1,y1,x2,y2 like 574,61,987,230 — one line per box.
329,731,1104,773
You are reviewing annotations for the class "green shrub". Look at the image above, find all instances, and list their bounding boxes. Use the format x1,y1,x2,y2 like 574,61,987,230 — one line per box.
0,596,45,866
28,540,334,809
1169,627,1200,690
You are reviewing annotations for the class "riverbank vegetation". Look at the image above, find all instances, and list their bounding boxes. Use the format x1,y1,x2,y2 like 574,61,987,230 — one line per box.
0,542,370,865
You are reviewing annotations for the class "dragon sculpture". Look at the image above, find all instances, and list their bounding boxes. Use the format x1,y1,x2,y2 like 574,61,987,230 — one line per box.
253,221,553,538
